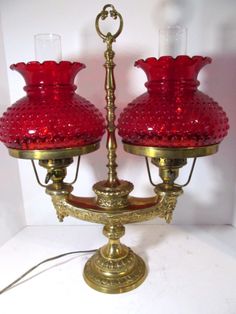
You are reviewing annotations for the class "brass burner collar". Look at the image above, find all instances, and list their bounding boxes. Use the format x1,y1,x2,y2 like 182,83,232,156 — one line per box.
123,143,219,158
8,142,100,160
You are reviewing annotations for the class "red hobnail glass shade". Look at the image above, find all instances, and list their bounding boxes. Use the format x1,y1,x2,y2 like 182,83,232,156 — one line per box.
0,61,105,150
118,56,229,147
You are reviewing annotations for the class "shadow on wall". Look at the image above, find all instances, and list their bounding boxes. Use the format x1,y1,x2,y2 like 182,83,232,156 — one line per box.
174,19,236,224
202,24,236,223
0,15,25,244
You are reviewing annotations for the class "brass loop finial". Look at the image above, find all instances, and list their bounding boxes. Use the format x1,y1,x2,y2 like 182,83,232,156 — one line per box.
95,4,123,43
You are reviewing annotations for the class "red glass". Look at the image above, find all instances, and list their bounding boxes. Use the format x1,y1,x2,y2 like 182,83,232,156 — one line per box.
0,61,105,150
118,56,229,147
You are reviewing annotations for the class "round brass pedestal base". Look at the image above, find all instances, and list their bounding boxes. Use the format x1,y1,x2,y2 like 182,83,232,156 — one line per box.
83,247,147,294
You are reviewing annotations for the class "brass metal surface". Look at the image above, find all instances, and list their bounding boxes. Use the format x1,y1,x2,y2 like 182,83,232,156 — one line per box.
123,143,219,158
153,158,187,185
51,189,181,225
84,246,146,293
40,159,74,196
95,4,123,42
93,180,134,209
96,3,123,186
8,142,100,160
84,224,146,293
77,5,149,292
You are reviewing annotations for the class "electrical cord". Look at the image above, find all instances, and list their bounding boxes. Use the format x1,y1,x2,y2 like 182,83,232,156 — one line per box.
0,249,97,295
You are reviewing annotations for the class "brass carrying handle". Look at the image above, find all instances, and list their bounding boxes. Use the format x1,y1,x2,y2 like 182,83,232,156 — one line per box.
95,4,123,42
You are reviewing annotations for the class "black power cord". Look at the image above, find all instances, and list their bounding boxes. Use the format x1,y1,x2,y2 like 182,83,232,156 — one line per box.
0,249,97,295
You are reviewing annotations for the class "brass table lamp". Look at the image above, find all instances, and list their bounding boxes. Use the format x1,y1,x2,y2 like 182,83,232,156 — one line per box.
0,4,229,294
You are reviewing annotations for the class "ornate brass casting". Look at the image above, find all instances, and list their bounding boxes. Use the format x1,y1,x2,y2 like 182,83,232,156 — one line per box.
8,4,219,293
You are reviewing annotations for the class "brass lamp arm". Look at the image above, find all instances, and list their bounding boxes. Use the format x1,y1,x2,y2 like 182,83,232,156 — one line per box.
50,186,182,225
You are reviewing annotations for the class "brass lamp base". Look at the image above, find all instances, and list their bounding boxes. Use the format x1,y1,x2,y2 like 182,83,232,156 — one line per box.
84,247,146,294
83,224,146,293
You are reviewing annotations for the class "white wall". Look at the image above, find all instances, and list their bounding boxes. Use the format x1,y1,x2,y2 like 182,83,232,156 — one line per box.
0,0,235,225
0,13,26,245
234,185,236,227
